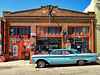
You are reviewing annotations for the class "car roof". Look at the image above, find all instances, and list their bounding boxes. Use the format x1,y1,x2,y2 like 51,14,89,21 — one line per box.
54,49,77,51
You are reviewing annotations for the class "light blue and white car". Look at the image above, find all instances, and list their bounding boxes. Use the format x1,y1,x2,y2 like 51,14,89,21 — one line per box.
31,49,99,68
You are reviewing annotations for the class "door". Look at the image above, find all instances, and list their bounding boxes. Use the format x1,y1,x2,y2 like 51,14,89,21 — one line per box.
64,50,77,64
50,50,66,64
75,42,82,53
13,45,18,56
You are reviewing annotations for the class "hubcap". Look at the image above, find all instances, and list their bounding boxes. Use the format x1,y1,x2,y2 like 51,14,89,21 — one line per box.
79,61,84,65
38,61,45,67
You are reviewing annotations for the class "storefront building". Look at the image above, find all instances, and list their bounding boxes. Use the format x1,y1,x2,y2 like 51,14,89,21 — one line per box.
2,5,95,60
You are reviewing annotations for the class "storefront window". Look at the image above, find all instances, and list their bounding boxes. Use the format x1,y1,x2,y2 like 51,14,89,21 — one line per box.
17,28,20,35
24,28,27,35
86,27,89,34
44,27,47,35
72,27,74,35
75,27,78,35
21,28,23,35
83,27,85,34
13,28,16,35
79,27,82,35
55,27,58,35
68,27,71,35
41,27,43,35
28,27,31,35
37,37,61,53
48,27,50,35
59,27,61,35
51,27,54,35
75,37,82,41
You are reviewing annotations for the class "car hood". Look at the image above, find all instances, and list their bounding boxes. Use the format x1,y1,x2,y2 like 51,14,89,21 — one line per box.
32,54,50,58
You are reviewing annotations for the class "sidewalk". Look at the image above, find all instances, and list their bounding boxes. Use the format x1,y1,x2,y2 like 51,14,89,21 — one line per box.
0,60,35,67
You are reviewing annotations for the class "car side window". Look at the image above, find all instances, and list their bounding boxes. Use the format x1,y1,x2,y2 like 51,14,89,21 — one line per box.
55,51,64,55
50,51,55,55
65,51,74,55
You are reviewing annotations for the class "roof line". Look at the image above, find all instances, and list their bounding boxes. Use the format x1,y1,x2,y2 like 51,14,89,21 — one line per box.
58,8,92,15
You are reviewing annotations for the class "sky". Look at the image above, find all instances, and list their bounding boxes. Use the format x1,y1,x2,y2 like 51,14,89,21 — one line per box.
0,0,91,17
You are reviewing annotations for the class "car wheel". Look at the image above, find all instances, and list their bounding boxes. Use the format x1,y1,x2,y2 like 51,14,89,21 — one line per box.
37,60,46,68
77,60,85,66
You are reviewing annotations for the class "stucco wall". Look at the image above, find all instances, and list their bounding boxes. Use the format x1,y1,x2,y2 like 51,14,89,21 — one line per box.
95,0,100,53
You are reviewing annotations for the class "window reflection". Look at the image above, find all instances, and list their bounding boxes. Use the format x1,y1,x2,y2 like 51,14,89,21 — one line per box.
86,27,89,34
68,27,71,35
48,27,50,35
75,27,78,35
51,27,54,35
55,27,58,35
37,27,40,35
41,27,43,35
59,27,61,35
17,28,20,35
44,27,47,35
13,28,16,35
72,27,74,35
83,27,85,34
24,28,27,35
79,27,82,35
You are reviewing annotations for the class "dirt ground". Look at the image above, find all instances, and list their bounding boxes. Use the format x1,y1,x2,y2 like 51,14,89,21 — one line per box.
0,59,100,75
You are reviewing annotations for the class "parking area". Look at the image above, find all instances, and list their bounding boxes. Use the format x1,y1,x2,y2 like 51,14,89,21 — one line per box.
0,59,100,75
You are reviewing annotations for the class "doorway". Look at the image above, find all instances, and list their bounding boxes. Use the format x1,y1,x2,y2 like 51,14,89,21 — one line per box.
75,42,82,53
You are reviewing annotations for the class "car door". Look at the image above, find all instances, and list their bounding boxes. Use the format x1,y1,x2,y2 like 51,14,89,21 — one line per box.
50,50,66,65
64,50,77,64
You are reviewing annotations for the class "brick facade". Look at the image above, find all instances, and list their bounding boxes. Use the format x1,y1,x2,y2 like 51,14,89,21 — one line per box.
3,5,95,54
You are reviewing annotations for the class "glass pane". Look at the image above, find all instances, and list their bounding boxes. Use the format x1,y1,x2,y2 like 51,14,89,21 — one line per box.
55,27,58,35
51,27,54,35
17,28,20,35
37,27,40,35
41,27,43,35
10,28,13,35
44,27,47,35
48,27,50,35
13,28,16,35
86,27,89,34
21,28,23,35
79,27,82,35
28,27,31,35
68,27,71,35
72,27,74,35
24,28,27,35
75,27,78,35
59,27,61,35
83,27,85,34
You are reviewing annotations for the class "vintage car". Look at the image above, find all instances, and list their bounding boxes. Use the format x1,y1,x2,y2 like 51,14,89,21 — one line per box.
31,49,99,68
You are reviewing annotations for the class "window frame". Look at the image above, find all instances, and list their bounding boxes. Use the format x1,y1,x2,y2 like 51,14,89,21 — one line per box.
9,26,31,36
67,26,90,37
36,26,62,37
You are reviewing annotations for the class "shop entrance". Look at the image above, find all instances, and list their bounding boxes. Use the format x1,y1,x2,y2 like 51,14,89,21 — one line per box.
75,42,82,53
8,27,31,60
68,37,89,53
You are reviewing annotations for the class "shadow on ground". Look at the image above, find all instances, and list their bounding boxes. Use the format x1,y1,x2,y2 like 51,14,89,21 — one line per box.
36,63,100,69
